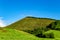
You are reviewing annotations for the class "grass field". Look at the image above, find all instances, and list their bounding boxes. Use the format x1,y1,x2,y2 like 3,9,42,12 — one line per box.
0,28,55,40
0,28,39,40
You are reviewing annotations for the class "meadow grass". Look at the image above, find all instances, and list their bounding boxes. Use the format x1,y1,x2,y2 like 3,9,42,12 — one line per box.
0,28,55,40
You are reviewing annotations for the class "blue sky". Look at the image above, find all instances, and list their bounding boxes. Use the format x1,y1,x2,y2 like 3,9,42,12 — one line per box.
0,0,60,26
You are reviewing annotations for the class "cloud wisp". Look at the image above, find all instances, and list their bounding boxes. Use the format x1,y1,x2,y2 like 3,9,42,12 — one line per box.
0,17,6,27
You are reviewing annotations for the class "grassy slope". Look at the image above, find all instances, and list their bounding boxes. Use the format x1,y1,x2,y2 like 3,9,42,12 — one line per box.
6,16,55,31
44,30,60,40
0,28,55,40
0,28,39,40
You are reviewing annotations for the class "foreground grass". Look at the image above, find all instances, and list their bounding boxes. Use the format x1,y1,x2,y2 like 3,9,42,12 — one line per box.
45,30,60,40
0,28,39,40
0,28,55,40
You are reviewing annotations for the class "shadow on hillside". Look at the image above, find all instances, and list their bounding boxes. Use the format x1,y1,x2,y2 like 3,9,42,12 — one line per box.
46,21,60,31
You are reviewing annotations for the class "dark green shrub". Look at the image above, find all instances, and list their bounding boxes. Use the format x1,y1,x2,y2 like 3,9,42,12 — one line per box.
46,21,57,29
44,32,54,38
24,27,54,38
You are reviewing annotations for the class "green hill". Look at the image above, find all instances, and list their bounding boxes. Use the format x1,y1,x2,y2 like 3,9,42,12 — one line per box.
3,16,60,40
6,16,55,30
4,16,57,38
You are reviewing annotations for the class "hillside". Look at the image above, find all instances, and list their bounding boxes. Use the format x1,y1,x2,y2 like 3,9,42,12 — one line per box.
0,28,40,40
0,28,56,40
5,16,55,30
4,16,57,37
1,16,60,40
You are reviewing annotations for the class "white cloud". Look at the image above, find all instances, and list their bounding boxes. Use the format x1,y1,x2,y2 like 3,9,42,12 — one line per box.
0,17,6,27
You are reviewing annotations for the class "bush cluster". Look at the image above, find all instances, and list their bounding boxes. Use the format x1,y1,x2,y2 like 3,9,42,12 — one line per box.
24,28,54,38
